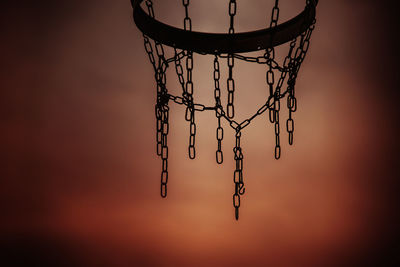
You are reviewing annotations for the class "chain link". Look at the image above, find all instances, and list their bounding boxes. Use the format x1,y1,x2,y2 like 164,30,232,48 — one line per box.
233,131,245,220
183,0,192,31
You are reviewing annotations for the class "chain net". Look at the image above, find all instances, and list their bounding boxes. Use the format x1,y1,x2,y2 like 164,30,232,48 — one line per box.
142,0,316,220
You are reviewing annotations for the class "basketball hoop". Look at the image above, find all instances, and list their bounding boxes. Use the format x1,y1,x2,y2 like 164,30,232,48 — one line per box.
130,0,318,220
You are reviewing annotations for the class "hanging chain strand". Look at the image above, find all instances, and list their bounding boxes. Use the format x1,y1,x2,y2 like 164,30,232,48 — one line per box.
266,0,282,159
182,0,196,159
183,0,191,31
144,0,171,198
233,130,245,220
156,45,169,198
143,36,156,72
213,55,224,164
286,38,297,146
185,52,196,159
287,19,316,145
227,0,236,118
174,47,186,92
144,1,162,158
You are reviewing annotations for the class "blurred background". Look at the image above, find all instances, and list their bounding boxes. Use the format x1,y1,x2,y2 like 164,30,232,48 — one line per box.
1,0,399,266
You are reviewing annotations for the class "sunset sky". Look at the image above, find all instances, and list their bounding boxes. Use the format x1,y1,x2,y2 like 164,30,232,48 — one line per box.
1,0,399,266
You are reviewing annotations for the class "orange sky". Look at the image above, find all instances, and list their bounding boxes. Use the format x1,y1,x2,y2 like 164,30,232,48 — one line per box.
1,0,399,266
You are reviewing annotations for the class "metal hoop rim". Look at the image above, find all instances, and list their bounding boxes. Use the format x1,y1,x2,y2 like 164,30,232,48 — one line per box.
131,0,317,54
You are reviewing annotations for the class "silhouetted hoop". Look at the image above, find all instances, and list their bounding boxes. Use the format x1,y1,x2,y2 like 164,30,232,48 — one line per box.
131,0,318,54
